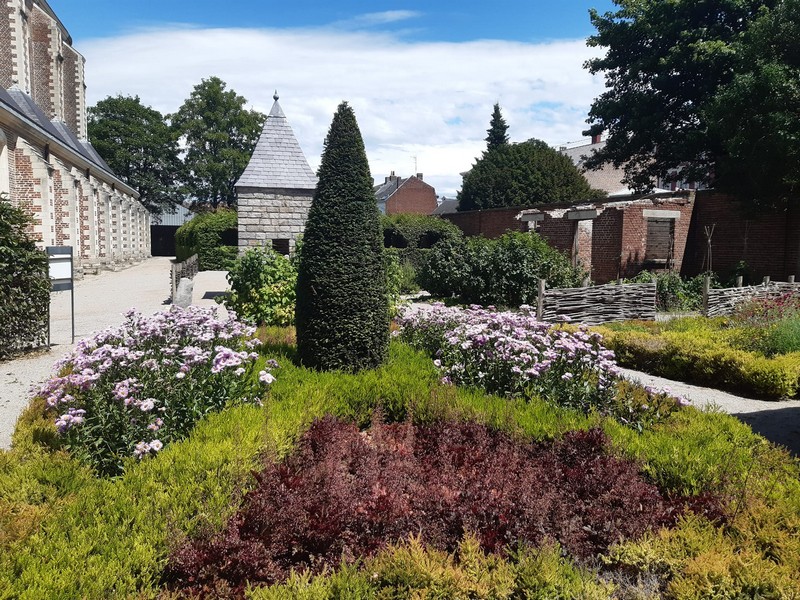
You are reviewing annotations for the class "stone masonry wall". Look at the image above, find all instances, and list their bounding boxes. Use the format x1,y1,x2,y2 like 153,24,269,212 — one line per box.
238,188,313,253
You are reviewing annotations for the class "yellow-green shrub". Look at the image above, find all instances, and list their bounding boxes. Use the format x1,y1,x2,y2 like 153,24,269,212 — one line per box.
249,535,614,599
601,327,800,398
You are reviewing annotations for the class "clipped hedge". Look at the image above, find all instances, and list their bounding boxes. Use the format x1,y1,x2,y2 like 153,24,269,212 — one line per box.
0,198,50,359
295,102,389,372
419,231,584,306
599,325,800,399
175,208,238,270
381,213,463,270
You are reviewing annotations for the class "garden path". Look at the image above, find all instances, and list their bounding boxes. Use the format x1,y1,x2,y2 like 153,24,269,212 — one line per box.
619,367,800,456
0,258,230,449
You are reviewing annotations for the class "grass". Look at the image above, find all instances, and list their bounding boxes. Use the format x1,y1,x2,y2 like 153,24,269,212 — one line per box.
0,330,798,598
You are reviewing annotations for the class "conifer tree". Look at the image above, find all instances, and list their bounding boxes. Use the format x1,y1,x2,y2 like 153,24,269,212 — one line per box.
295,102,389,372
485,103,509,151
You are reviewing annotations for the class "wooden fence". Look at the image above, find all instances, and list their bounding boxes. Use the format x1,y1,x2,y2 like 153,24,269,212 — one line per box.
703,276,800,317
537,280,656,325
170,254,199,303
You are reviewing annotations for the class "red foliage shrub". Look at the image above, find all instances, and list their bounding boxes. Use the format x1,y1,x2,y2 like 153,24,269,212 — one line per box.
165,419,721,597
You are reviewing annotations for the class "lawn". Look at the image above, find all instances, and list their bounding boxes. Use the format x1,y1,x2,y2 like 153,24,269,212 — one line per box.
0,308,798,598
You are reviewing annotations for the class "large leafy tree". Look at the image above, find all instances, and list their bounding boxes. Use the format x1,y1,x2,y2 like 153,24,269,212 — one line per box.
485,103,509,151
458,139,604,211
170,77,265,208
583,0,795,206
88,95,182,215
295,102,389,372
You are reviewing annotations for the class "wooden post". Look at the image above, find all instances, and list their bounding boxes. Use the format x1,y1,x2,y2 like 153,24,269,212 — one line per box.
582,275,591,288
763,275,771,286
789,275,795,284
702,275,710,316
735,275,743,288
537,279,546,321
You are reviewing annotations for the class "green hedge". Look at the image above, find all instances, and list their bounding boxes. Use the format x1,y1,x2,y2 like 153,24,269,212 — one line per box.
599,325,800,399
0,199,49,358
174,208,238,270
381,213,463,271
419,231,584,306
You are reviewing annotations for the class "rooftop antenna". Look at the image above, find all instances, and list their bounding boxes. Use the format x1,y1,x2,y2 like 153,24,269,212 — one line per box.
411,155,417,173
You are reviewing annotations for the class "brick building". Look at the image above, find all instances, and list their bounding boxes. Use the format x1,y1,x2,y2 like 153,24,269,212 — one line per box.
0,0,149,274
374,171,437,215
236,93,317,255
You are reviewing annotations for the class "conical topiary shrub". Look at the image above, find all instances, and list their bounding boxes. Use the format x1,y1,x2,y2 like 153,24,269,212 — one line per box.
295,102,389,371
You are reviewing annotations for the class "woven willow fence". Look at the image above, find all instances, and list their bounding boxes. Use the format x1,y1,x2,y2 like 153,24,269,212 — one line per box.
704,277,800,317
537,281,657,325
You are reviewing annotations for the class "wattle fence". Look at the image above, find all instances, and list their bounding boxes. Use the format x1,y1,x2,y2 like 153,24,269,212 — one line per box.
537,280,656,325
704,277,800,317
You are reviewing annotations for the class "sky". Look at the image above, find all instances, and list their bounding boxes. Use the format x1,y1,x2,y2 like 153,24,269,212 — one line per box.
49,0,618,197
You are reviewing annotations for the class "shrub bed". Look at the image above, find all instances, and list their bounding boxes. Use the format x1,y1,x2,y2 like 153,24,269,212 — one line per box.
1,333,798,598
37,305,273,475
419,231,583,306
600,315,800,399
397,303,687,430
166,418,714,596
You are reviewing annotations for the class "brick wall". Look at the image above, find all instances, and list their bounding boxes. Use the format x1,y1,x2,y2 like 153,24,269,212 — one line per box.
61,45,79,136
587,209,617,282
0,1,13,88
237,188,314,253
682,191,800,281
441,206,526,238
29,4,52,117
386,177,437,215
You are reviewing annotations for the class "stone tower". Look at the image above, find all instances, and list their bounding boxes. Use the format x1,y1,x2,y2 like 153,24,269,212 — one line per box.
236,93,317,255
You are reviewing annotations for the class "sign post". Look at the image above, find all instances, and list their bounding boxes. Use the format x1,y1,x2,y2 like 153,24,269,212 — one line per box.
46,246,74,344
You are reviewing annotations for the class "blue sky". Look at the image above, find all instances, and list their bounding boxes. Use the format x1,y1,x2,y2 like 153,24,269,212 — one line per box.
48,1,619,196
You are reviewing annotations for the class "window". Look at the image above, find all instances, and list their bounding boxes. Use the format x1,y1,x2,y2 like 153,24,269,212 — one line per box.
644,219,674,264
272,238,290,256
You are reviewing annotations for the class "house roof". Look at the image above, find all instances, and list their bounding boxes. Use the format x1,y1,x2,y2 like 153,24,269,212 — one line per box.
432,198,459,215
0,87,138,198
236,94,317,190
560,140,633,195
374,174,432,201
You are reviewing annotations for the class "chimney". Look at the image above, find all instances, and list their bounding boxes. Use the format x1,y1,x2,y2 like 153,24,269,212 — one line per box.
416,172,423,180
591,132,602,144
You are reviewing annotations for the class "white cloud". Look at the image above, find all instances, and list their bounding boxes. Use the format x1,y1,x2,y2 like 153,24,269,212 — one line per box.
335,10,422,27
79,26,604,197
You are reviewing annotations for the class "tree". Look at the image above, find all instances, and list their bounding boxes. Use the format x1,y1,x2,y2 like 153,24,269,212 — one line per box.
704,0,800,205
295,102,389,372
170,77,265,207
88,95,182,215
457,139,604,211
583,0,794,205
485,103,509,151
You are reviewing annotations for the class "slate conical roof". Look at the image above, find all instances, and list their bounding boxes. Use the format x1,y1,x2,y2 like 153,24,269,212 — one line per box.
236,94,317,190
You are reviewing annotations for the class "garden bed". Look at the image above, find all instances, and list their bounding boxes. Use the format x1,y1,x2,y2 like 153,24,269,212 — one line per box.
597,298,800,399
0,311,798,598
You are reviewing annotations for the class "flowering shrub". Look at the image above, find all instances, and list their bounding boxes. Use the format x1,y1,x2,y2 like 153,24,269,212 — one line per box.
396,303,687,429
38,306,275,476
731,292,800,327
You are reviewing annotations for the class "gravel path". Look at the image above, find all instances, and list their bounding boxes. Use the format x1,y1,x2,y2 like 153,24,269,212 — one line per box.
0,258,230,449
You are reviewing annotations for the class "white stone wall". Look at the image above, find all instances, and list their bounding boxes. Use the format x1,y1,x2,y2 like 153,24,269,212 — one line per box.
238,188,313,253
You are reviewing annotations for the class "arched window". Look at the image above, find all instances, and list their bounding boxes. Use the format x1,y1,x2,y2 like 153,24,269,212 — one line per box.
0,130,10,197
